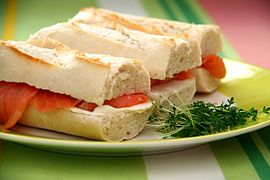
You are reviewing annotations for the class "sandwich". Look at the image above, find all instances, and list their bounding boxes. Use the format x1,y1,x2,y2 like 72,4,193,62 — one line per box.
70,7,226,93
0,40,152,141
28,22,201,107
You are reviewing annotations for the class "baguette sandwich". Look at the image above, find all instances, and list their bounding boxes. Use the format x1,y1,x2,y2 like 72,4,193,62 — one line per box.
0,40,153,141
70,8,226,93
28,22,201,106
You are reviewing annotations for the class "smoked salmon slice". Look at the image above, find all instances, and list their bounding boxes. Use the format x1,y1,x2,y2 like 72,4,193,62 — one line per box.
30,90,80,112
202,55,226,79
0,81,38,128
76,101,97,111
76,94,148,110
0,81,149,129
104,94,148,108
151,70,193,87
173,71,194,81
0,81,80,128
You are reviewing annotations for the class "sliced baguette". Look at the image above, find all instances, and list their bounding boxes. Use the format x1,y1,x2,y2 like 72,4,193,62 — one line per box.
18,79,195,141
19,102,153,141
71,7,222,56
70,8,223,93
29,38,197,106
29,38,197,103
29,22,201,80
192,68,220,93
0,40,150,105
150,78,196,108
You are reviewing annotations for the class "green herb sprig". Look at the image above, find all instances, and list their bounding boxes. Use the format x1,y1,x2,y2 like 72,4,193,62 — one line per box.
148,97,270,138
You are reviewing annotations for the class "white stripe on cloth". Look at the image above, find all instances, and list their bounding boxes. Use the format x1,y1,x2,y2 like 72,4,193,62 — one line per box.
98,0,147,16
144,144,225,180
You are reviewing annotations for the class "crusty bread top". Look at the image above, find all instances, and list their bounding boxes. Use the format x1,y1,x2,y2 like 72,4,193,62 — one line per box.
29,38,73,51
0,40,150,105
29,22,201,80
71,7,222,56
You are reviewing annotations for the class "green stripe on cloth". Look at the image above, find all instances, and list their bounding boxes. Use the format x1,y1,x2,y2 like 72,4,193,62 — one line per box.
182,0,238,58
216,61,270,178
0,142,148,180
140,0,169,19
211,138,260,180
158,0,177,21
142,0,187,21
163,0,187,21
185,0,213,24
156,0,238,59
250,132,270,166
258,126,270,151
238,134,270,179
0,141,2,163
181,0,241,59
14,0,97,40
174,0,200,24
0,0,8,38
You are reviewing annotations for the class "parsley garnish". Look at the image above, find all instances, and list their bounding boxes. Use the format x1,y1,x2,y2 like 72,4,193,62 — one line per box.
148,97,270,138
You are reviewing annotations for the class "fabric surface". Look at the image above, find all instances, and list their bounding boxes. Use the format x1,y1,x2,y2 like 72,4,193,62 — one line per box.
0,0,270,179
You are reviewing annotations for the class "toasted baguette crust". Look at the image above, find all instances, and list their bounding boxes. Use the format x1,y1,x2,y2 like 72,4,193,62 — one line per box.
192,68,220,93
29,22,201,80
19,102,153,141
0,40,150,105
71,7,222,56
150,78,196,107
29,38,197,102
29,38,73,51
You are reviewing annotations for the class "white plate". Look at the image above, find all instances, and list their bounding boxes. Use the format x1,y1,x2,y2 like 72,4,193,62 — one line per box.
1,59,270,156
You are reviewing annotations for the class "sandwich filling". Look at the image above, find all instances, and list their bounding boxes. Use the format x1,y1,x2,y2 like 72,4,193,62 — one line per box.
150,55,225,87
151,70,193,87
200,54,226,79
0,81,148,129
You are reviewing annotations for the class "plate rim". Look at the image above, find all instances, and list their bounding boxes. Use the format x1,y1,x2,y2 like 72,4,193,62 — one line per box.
0,116,269,148
1,59,270,153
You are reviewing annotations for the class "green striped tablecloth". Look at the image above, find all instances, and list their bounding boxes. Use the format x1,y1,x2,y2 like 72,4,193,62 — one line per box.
1,0,270,179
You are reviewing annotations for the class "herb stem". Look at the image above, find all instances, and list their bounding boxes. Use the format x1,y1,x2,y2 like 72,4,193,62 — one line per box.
148,97,270,138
